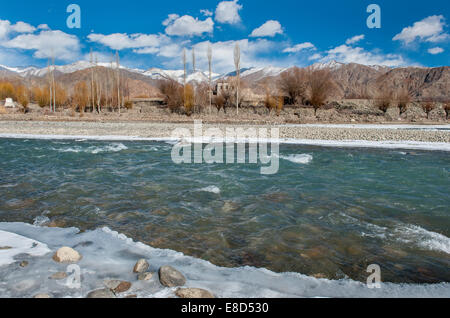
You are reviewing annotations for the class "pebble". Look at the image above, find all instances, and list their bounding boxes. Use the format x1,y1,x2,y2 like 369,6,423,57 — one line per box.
104,280,132,293
175,288,215,299
133,259,149,273
137,272,153,281
87,288,116,298
50,272,68,280
52,247,82,263
159,266,186,287
19,261,29,268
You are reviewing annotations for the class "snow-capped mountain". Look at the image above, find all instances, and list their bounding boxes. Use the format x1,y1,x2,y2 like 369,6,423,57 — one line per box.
142,68,220,83
310,60,345,70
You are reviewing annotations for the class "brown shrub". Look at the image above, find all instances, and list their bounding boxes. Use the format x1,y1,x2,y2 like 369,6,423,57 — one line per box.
308,69,335,115
421,100,435,119
124,100,133,109
73,81,89,114
278,67,308,105
159,79,183,113
374,89,393,113
444,102,450,120
213,94,225,112
0,81,15,100
395,88,411,115
183,84,195,115
31,86,49,108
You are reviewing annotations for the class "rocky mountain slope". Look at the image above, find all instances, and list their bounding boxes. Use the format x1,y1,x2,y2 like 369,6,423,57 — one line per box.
1,61,448,101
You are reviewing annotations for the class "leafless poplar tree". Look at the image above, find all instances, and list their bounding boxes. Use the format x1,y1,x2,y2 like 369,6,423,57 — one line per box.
90,49,94,112
207,43,212,114
116,51,120,114
234,42,240,115
51,54,56,112
183,48,187,108
47,59,53,112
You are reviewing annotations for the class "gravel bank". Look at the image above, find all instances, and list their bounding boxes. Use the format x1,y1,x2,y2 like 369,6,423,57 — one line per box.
0,121,449,143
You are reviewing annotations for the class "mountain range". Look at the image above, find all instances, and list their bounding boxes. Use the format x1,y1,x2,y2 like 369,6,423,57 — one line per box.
0,61,448,101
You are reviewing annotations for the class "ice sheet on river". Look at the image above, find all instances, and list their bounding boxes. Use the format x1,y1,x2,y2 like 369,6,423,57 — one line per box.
0,222,449,298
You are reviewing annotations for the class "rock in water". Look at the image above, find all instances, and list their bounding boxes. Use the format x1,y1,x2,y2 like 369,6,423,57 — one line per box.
133,259,149,273
159,266,186,287
50,272,68,280
87,289,116,298
19,261,29,268
175,288,215,298
104,280,132,293
52,247,82,263
137,272,153,281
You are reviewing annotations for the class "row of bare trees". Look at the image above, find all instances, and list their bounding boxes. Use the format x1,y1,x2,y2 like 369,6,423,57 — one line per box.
277,67,336,114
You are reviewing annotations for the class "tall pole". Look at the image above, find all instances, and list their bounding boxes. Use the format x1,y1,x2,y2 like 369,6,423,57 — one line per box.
52,55,56,112
90,48,94,113
116,51,120,114
47,59,52,112
207,43,212,115
183,48,187,109
234,42,240,115
192,47,196,112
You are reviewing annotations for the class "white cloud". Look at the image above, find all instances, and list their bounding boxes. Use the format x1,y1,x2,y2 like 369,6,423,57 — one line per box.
0,19,36,40
215,0,243,25
3,30,80,61
393,15,449,45
158,43,183,58
200,9,213,17
321,44,406,67
164,15,214,37
37,24,50,30
308,53,322,61
11,21,36,33
88,33,168,51
162,38,278,73
346,34,365,45
133,47,160,55
428,47,444,54
162,14,180,27
250,20,283,37
283,42,316,53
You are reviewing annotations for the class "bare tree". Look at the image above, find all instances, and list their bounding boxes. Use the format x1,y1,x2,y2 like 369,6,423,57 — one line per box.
52,55,56,112
395,88,411,115
47,59,53,112
308,69,335,116
278,67,308,105
375,88,393,113
191,47,196,111
234,42,240,115
116,51,121,114
90,48,94,113
207,43,212,114
421,100,435,119
183,48,187,109
159,79,183,113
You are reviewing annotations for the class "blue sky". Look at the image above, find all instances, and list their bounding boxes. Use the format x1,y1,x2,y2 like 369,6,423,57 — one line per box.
0,0,449,72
